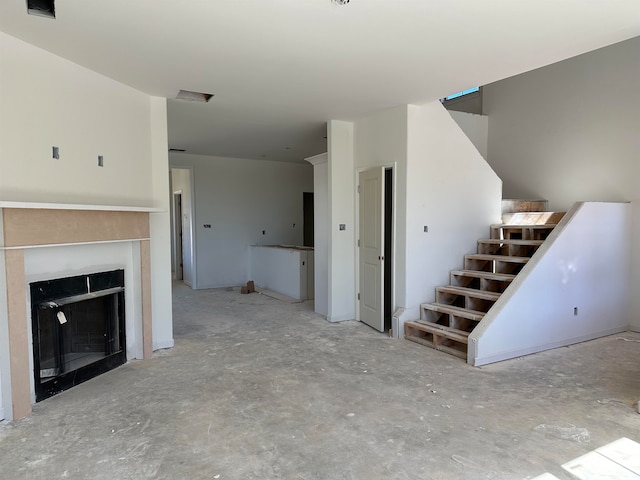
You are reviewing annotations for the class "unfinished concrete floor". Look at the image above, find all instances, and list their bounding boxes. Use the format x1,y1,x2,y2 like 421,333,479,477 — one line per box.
1,283,639,480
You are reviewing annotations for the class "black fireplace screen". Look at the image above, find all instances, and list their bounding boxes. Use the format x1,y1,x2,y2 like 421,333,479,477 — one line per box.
30,270,126,402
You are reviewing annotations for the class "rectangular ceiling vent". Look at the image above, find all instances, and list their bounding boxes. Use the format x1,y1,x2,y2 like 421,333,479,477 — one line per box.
169,148,186,152
27,0,56,18
176,90,214,103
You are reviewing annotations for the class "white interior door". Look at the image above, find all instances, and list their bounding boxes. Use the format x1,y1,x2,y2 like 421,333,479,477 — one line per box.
359,167,385,331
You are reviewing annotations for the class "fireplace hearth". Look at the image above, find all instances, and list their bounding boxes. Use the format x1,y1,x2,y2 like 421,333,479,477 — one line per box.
30,270,126,402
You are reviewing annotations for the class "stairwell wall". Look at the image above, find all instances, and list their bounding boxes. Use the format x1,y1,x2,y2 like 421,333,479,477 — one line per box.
483,36,640,331
470,202,631,365
403,102,502,325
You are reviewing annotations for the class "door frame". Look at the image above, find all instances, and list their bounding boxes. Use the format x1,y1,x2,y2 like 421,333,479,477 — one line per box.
355,163,397,332
172,191,184,280
169,166,197,289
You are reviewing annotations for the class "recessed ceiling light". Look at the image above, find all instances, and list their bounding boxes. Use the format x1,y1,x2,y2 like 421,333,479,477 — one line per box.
176,90,214,103
27,0,55,18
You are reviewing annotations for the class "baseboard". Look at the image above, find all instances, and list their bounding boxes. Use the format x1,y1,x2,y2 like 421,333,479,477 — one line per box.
472,326,627,366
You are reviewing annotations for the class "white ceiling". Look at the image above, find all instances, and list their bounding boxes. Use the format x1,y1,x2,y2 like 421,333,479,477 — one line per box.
1,0,639,163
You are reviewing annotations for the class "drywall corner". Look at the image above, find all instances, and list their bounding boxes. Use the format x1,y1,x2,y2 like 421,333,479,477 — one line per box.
327,120,356,322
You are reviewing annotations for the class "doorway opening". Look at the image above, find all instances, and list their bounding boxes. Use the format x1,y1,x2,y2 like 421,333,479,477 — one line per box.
303,192,314,247
170,167,195,288
384,168,393,332
358,166,394,334
173,192,184,281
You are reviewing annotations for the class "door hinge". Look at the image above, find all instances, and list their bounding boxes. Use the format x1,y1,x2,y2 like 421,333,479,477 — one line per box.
357,293,360,300
357,185,360,194
357,239,360,247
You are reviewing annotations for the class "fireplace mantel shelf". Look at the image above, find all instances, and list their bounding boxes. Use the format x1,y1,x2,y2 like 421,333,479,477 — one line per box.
0,201,163,213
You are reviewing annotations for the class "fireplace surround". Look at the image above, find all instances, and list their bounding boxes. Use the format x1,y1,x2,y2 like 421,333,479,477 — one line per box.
31,269,127,402
0,202,157,420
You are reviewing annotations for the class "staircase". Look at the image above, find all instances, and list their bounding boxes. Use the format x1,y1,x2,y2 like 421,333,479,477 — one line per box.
404,200,565,360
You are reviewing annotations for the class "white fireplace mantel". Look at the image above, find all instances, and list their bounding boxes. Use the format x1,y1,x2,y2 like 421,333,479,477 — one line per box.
0,201,163,213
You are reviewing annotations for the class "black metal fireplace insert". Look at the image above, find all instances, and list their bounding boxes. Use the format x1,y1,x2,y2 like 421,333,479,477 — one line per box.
30,270,126,402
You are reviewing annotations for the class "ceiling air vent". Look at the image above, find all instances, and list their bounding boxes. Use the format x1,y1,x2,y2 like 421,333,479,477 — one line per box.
169,148,186,152
27,0,56,18
176,90,214,103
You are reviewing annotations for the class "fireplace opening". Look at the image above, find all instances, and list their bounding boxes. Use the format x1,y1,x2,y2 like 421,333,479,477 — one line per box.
30,270,126,402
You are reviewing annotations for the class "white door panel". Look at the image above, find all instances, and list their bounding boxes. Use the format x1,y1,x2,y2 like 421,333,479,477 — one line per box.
359,167,385,331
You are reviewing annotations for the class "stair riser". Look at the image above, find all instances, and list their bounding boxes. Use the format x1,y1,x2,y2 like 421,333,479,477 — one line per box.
421,309,481,330
491,227,555,241
435,292,495,313
450,274,512,294
464,258,526,275
477,243,540,257
405,323,468,358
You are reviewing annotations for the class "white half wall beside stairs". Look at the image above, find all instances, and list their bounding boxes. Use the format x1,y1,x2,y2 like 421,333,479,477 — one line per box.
469,202,631,366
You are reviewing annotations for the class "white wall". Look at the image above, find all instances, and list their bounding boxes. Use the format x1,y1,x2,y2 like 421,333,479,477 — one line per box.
149,98,173,350
326,102,501,332
471,202,631,365
169,153,313,289
449,111,488,159
0,33,152,206
483,37,640,330
327,121,356,322
0,213,7,420
0,33,173,355
353,106,408,322
307,153,329,316
403,102,502,323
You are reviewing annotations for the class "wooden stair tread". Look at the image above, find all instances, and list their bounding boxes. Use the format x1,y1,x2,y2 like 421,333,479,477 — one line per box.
421,303,485,321
492,223,558,229
411,320,470,340
404,321,468,359
451,270,516,281
405,320,469,343
465,254,530,263
437,285,500,301
478,239,544,246
501,211,565,225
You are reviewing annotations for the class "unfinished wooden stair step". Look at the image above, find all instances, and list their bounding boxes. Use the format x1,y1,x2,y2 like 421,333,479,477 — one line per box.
450,269,516,282
413,320,470,342
501,211,565,225
478,239,544,246
450,269,515,294
477,238,543,257
404,320,468,359
491,223,559,232
491,223,559,241
465,254,530,275
501,199,549,214
421,302,485,322
436,285,501,302
465,254,530,264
